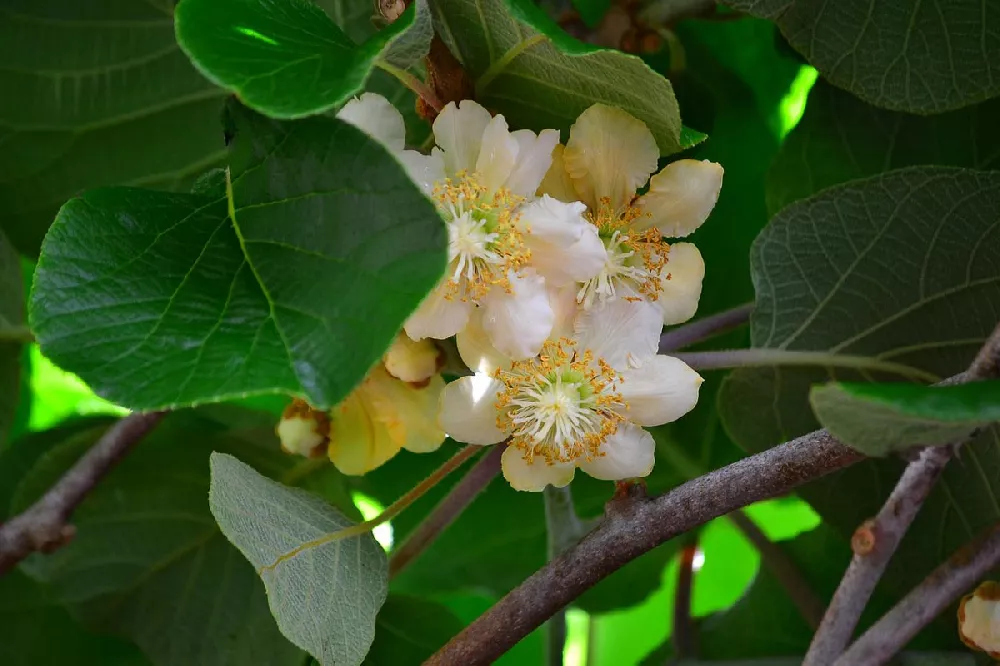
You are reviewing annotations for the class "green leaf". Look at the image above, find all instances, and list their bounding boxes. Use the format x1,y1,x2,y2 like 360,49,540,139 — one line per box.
0,229,25,444
30,104,446,410
431,0,684,155
364,595,465,665
0,0,227,257
810,381,1000,456
768,80,1000,213
15,416,308,666
175,0,430,118
727,0,1000,114
209,452,388,666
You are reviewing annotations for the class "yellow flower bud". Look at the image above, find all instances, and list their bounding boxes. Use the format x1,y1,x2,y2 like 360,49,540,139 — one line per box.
383,334,442,385
959,581,1000,658
276,399,329,458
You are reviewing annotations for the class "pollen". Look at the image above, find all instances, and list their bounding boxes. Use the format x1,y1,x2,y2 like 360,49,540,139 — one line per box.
493,338,626,465
432,173,531,302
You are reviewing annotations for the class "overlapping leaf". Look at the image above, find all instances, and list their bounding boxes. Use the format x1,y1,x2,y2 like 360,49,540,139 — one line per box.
30,104,446,410
728,0,1000,114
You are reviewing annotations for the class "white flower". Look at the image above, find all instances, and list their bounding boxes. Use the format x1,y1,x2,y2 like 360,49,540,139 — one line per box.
959,581,1000,658
439,299,703,491
337,94,604,360
542,104,723,326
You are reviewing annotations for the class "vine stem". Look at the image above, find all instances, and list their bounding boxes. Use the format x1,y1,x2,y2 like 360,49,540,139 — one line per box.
671,349,940,383
658,302,753,353
672,540,698,659
0,411,166,574
543,485,590,666
0,325,34,344
375,60,443,112
388,444,503,578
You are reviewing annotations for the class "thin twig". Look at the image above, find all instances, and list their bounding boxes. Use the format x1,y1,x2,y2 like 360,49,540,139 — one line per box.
671,349,939,383
806,322,1000,664
543,485,590,666
0,325,34,344
0,411,165,575
672,540,698,660
835,521,1000,665
374,60,443,112
728,510,825,630
389,445,502,578
658,303,753,353
425,428,865,665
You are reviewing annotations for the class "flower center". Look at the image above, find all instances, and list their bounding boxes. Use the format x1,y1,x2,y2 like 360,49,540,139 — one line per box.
433,174,530,301
494,338,626,464
578,196,670,307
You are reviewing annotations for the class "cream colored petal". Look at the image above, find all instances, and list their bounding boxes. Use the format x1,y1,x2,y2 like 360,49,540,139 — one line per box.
502,446,576,491
368,373,447,453
505,129,560,197
578,422,655,481
537,144,579,203
336,92,406,152
481,270,554,360
519,196,607,286
383,333,441,383
438,375,506,445
574,298,662,370
548,284,580,340
563,104,659,211
433,100,492,175
328,383,402,475
404,282,473,340
635,159,723,238
456,307,512,374
657,242,705,325
475,114,520,191
398,149,446,195
618,354,703,426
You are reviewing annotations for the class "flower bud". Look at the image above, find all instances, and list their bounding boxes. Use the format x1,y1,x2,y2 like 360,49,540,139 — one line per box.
383,334,442,385
959,581,1000,657
277,399,330,458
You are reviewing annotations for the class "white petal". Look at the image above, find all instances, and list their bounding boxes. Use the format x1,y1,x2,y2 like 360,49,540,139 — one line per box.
579,422,655,480
404,283,473,340
635,160,724,238
481,270,554,360
657,243,705,325
383,333,440,383
505,129,560,197
563,104,659,211
336,93,406,152
502,445,576,491
538,144,578,203
433,100,492,175
438,375,506,445
475,114,520,191
619,355,703,426
456,307,512,374
519,196,606,286
398,149,446,195
548,285,580,340
574,298,662,370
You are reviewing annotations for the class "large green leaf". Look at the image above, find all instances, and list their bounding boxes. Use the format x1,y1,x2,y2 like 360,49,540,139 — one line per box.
811,381,1000,456
210,453,387,666
30,104,446,410
15,416,309,666
431,0,685,155
727,0,1000,114
0,0,227,257
719,166,1000,603
363,596,465,665
175,0,430,118
768,80,1000,213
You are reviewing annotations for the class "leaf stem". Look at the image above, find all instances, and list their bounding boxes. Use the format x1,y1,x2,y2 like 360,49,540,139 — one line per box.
476,34,547,96
658,302,753,353
671,349,940,383
543,485,589,666
672,539,698,659
0,326,34,344
375,60,443,112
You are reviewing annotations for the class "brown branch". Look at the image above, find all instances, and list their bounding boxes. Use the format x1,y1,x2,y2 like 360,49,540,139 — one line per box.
0,411,165,575
728,510,825,630
806,322,1000,664
672,540,698,660
425,429,864,665
658,302,753,353
835,521,1000,666
388,444,502,578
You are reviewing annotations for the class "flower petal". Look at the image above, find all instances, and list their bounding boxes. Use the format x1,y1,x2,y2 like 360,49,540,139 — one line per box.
336,92,406,152
456,307,512,374
475,114,520,191
328,382,402,475
618,354,703,426
433,99,492,175
579,422,655,480
563,104,659,211
505,129,560,197
656,242,705,325
404,283,473,340
548,284,580,340
519,196,607,286
481,270,554,360
635,159,724,238
368,373,447,453
538,144,578,203
502,445,576,491
398,148,445,195
383,333,441,383
575,298,662,370
438,375,506,445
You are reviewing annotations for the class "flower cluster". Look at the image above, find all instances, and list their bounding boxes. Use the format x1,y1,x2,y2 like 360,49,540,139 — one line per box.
279,94,724,488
